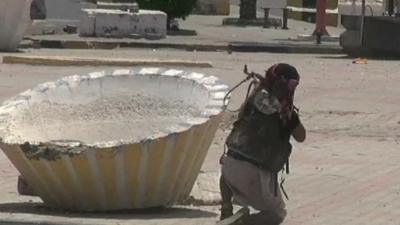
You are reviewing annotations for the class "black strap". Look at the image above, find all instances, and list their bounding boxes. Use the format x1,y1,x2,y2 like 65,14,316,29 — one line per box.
280,177,289,200
281,160,290,200
286,160,290,174
219,145,228,165
274,173,278,197
227,150,262,168
275,171,290,200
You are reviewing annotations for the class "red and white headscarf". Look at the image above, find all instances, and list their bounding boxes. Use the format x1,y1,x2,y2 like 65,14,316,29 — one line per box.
263,63,300,122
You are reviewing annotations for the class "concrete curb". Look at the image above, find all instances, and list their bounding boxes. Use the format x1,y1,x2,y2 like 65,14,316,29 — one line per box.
0,219,88,225
229,42,343,54
22,38,343,55
2,56,213,68
26,39,229,52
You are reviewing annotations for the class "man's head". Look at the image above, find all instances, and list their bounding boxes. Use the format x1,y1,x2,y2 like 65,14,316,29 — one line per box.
263,63,300,120
263,63,300,99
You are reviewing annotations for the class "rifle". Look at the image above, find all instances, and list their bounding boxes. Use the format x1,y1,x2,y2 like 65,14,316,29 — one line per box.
243,65,266,83
223,65,266,111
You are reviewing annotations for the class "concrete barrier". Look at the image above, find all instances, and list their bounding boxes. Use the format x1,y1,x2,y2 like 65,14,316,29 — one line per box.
80,9,167,39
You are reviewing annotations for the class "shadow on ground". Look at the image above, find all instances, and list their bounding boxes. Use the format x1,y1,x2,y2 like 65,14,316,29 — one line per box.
318,54,400,61
316,55,353,60
167,29,198,36
0,202,217,220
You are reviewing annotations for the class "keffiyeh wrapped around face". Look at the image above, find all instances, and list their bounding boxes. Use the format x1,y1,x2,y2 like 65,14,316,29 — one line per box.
263,63,300,122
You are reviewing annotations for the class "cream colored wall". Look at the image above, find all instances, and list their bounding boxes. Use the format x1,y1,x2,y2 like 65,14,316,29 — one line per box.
257,0,288,9
195,0,230,15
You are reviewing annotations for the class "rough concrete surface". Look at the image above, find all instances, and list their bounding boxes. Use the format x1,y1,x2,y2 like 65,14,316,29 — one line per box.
3,84,202,145
0,48,399,224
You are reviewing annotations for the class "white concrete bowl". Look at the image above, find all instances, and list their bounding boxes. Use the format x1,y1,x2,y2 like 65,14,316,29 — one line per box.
0,0,32,51
0,68,229,211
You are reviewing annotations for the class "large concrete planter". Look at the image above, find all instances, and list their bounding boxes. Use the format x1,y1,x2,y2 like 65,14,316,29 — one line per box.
0,0,32,51
0,68,229,211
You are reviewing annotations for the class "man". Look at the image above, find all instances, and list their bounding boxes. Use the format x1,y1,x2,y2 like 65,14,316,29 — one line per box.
219,63,306,225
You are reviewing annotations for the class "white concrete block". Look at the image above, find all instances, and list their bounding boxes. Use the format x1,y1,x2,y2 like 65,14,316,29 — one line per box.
137,10,167,37
79,9,167,39
0,0,32,51
79,10,96,37
94,9,133,37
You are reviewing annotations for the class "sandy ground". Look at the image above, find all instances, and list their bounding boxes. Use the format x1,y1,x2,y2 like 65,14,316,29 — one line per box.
0,49,399,224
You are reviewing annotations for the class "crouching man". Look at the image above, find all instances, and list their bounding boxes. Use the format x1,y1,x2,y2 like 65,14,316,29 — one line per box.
219,63,306,225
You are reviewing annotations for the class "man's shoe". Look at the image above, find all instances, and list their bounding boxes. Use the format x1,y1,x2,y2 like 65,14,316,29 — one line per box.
217,207,250,225
17,176,36,196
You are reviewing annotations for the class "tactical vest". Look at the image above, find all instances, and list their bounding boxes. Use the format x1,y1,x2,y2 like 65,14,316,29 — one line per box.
225,91,292,173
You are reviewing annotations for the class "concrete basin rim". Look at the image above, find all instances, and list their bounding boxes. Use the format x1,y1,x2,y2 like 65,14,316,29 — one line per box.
0,67,230,148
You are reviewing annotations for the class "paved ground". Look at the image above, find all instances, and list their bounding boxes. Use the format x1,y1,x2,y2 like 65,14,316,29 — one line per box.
25,5,343,54
28,14,342,46
0,48,399,225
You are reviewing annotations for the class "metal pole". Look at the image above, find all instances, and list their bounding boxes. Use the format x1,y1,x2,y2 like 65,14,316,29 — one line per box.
263,8,270,28
388,0,394,16
282,8,289,29
360,0,366,47
313,0,329,44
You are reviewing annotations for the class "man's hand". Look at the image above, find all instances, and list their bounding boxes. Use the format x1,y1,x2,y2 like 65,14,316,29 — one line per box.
292,122,306,142
288,111,306,142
